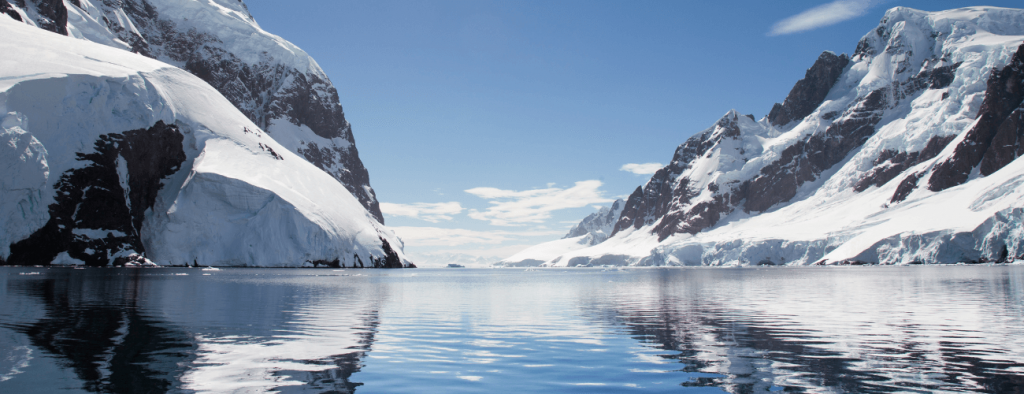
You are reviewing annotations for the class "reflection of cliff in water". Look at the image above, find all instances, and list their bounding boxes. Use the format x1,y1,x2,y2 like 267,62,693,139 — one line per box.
583,270,1024,393
601,300,885,393
171,274,388,393
3,271,387,393
272,311,381,394
3,272,194,393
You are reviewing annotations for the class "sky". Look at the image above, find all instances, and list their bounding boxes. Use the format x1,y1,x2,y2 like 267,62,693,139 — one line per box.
243,0,1023,266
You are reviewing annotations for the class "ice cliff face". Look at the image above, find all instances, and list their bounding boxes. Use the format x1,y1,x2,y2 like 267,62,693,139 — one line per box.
502,6,1024,267
1,0,383,223
0,15,409,267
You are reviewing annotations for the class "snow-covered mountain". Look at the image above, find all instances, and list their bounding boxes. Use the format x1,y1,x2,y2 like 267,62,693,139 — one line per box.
499,200,624,267
502,6,1024,267
0,6,410,267
565,199,625,243
1,0,383,222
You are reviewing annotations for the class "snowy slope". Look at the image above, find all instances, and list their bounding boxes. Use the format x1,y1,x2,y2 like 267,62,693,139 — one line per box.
504,6,1024,267
1,0,384,222
498,200,624,267
0,16,409,267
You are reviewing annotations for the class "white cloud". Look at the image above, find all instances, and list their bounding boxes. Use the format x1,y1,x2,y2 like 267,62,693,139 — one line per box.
619,163,663,175
379,201,463,222
769,0,878,36
390,226,562,247
465,180,613,226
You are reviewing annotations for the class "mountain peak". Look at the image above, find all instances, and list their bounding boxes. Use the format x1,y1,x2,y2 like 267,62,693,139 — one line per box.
503,6,1024,268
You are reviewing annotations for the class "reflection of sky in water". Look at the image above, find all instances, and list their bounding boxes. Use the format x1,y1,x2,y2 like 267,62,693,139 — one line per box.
0,266,1022,392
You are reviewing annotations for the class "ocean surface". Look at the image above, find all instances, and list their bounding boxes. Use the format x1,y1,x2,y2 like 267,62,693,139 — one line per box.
0,265,1022,393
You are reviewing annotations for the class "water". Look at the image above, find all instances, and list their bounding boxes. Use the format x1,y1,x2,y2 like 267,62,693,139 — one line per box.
1,266,1023,393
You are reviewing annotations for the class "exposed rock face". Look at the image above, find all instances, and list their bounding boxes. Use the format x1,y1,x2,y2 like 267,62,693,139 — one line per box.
981,106,1024,174
854,135,956,192
14,0,68,35
929,42,1024,191
1,0,384,223
0,0,23,21
767,52,850,127
612,171,677,236
890,172,923,204
6,121,185,266
373,237,404,268
612,113,744,237
748,88,887,212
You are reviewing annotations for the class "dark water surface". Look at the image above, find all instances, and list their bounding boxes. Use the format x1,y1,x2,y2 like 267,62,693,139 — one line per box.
1,266,1023,393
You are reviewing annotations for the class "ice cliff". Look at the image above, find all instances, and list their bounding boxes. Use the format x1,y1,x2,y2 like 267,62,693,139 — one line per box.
503,6,1024,267
0,7,409,267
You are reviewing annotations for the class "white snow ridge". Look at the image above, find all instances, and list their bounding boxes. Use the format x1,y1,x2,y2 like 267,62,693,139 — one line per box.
503,6,1024,267
0,5,409,267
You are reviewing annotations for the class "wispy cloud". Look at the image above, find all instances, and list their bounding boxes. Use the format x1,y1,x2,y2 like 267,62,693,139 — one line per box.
619,163,663,175
769,0,878,36
465,180,613,226
390,226,562,247
380,201,464,222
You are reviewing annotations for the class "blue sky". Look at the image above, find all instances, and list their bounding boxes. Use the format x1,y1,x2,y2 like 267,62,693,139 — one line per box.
245,0,1022,265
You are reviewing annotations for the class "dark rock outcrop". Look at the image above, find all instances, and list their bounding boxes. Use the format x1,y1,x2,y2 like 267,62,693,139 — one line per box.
606,112,745,237
374,237,404,268
610,167,683,237
854,135,956,192
890,172,923,203
746,88,887,213
611,186,648,236
1,0,23,21
5,121,185,266
767,52,850,127
742,58,958,212
980,105,1024,175
929,42,1024,191
12,0,68,35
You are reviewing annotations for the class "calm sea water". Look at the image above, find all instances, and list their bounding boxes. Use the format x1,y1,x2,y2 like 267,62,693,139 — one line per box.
1,266,1022,393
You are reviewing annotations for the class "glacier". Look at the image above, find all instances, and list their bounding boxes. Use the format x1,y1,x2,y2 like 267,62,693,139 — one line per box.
502,6,1024,267
0,15,410,267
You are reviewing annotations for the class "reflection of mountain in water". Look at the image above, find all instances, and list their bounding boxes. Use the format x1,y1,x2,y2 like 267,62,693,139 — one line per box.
173,275,387,393
583,269,1024,393
3,273,194,393
604,300,885,393
272,312,380,394
2,271,385,393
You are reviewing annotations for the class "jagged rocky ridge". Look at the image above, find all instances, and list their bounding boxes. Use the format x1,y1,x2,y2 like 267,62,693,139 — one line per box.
0,12,410,267
502,6,1024,267
1,0,383,222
